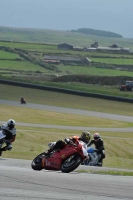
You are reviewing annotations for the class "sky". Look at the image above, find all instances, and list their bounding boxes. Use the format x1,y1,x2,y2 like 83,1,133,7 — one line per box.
0,0,133,38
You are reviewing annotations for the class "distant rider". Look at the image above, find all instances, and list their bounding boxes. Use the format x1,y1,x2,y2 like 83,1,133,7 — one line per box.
87,133,105,166
0,119,16,156
20,97,26,104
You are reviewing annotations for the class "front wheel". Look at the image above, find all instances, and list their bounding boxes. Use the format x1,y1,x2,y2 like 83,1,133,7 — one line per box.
31,153,44,171
61,154,82,173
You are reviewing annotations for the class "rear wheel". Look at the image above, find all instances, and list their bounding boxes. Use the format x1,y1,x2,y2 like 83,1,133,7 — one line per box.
31,153,44,171
61,154,81,173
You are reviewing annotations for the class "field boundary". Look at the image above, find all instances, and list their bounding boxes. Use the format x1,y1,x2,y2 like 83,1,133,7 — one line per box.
0,79,133,103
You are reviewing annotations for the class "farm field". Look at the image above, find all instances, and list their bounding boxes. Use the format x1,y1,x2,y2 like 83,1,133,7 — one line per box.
0,41,133,100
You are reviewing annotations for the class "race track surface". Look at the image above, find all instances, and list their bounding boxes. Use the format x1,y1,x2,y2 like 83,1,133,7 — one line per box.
0,158,133,200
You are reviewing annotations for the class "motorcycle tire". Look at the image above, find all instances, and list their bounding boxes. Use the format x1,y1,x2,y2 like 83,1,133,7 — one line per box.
61,154,82,173
31,153,44,171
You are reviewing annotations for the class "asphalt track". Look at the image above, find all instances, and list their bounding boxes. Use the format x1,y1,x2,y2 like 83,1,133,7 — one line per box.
0,158,133,200
0,99,133,132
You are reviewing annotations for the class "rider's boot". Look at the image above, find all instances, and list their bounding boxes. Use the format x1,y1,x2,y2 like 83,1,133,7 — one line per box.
97,155,103,166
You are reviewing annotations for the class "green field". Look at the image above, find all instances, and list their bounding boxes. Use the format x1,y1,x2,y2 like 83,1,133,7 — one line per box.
0,60,47,72
0,40,133,101
90,57,133,65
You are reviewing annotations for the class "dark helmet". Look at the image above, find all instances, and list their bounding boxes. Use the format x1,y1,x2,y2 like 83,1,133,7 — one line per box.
81,131,91,144
7,119,15,129
93,133,100,141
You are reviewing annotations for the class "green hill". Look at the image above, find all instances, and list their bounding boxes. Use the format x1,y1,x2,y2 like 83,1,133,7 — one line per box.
70,28,123,38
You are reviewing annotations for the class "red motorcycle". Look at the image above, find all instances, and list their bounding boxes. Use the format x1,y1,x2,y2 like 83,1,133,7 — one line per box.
31,140,86,173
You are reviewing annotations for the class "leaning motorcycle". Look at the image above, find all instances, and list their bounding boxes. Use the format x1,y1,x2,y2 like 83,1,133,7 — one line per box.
31,140,86,173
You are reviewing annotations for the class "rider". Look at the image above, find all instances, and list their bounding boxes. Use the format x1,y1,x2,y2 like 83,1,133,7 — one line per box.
0,119,16,156
45,131,91,158
87,133,105,165
20,97,26,104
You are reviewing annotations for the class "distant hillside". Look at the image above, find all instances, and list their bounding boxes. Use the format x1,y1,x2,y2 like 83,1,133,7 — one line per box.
0,26,133,52
70,28,123,38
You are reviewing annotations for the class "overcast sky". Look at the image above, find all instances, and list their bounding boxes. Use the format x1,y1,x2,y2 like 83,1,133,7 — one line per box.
0,0,133,38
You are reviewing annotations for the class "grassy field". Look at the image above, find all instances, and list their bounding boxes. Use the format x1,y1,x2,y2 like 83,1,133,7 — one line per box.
1,84,133,115
0,84,133,170
90,57,133,65
0,40,133,100
0,60,48,72
1,105,132,128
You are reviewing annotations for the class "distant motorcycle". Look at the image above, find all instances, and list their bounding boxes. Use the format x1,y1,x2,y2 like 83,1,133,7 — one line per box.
31,140,86,173
20,98,26,104
82,147,102,167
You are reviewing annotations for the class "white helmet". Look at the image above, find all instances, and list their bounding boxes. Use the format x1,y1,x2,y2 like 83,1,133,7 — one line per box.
7,119,15,129
93,133,100,141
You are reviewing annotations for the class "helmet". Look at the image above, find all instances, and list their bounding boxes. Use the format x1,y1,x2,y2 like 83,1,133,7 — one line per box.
80,131,91,144
7,119,15,129
93,133,100,141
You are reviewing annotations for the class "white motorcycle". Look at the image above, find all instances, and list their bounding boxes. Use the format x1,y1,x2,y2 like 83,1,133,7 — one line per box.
82,147,103,167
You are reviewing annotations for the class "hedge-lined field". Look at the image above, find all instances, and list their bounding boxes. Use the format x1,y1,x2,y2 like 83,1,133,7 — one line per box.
0,41,133,100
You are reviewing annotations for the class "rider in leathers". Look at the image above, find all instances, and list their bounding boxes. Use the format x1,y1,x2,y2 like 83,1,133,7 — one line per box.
45,131,91,159
87,133,105,164
0,119,16,156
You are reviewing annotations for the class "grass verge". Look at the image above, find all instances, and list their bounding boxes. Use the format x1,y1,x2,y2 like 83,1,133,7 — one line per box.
77,170,133,176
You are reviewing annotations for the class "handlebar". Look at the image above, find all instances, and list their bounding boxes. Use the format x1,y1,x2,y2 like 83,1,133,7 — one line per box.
65,138,78,147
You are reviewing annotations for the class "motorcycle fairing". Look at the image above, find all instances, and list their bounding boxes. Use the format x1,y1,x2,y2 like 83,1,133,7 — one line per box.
42,143,83,170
